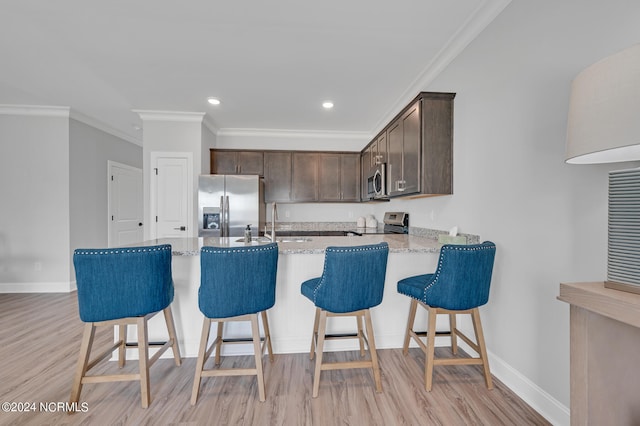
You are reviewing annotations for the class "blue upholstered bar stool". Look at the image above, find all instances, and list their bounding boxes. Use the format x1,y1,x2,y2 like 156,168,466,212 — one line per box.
300,242,389,398
191,243,279,405
397,241,496,391
70,244,182,408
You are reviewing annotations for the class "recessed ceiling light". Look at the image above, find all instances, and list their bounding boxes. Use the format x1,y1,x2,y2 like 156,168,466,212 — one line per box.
322,101,334,109
207,97,221,105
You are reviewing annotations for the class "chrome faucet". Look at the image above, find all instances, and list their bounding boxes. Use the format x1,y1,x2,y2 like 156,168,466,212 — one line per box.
265,202,278,242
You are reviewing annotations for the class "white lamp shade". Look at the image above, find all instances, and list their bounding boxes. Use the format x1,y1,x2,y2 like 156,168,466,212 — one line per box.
566,44,640,164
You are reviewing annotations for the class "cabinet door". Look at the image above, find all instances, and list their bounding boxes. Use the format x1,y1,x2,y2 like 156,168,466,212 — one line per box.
237,151,264,175
361,149,369,201
264,152,292,202
377,133,388,164
340,153,360,202
211,151,238,174
401,102,421,195
387,119,403,197
318,154,341,201
291,152,318,201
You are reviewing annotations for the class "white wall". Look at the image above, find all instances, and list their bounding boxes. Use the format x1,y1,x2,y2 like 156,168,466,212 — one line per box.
0,109,71,291
380,0,640,422
216,130,367,152
69,118,142,251
201,123,217,174
140,114,204,239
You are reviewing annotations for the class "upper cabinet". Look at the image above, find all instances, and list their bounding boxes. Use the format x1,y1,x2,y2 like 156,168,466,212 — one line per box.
366,91,454,199
264,151,292,203
210,150,264,175
318,153,360,202
291,152,318,202
387,101,421,196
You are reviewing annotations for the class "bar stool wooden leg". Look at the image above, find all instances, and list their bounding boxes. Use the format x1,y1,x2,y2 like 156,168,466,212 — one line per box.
251,314,266,402
403,299,418,355
214,322,224,365
118,324,127,368
425,307,437,392
312,310,328,398
310,307,320,360
449,313,458,355
191,317,212,405
137,317,151,408
364,309,382,392
70,323,96,405
261,311,274,362
471,308,493,389
356,314,366,357
163,306,182,366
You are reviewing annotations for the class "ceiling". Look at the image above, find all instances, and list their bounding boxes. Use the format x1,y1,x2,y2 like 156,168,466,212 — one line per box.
0,0,510,145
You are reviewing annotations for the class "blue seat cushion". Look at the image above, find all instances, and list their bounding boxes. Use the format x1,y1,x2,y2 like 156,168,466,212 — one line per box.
397,273,434,300
301,277,322,302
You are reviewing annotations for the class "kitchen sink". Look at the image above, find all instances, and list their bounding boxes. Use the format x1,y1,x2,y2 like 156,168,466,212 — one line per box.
276,237,312,243
234,237,272,243
234,236,312,243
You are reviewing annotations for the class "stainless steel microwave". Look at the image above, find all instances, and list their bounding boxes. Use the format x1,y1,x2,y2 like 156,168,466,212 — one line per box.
367,163,388,200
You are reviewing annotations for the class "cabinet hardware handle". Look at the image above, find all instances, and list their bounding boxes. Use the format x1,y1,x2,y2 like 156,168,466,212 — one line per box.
173,226,186,231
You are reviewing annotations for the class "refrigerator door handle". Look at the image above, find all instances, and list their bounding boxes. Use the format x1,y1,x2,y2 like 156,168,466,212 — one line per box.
220,195,226,237
224,195,230,237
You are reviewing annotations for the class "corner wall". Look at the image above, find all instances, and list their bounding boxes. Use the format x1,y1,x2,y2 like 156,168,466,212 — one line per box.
0,108,71,292
381,1,640,424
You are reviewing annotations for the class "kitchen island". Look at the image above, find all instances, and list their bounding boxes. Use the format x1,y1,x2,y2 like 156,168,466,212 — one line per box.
126,234,460,358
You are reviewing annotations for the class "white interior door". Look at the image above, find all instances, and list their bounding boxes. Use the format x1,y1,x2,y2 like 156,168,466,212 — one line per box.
108,161,143,247
151,153,192,238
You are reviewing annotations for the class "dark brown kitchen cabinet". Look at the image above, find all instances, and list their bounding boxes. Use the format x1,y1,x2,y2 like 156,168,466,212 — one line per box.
367,91,454,199
318,153,360,202
371,133,388,167
291,152,318,201
264,152,292,202
210,150,264,175
387,101,421,196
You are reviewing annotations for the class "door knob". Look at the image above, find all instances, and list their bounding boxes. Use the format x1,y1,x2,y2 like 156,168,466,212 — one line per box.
138,222,143,227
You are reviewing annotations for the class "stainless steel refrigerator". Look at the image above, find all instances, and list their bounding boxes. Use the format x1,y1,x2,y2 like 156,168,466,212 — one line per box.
198,175,265,237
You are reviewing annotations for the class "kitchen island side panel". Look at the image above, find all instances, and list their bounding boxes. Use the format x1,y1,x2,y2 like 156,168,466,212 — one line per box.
123,250,441,358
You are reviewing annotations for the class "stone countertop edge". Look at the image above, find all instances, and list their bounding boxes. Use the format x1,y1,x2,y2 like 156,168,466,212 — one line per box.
140,233,458,256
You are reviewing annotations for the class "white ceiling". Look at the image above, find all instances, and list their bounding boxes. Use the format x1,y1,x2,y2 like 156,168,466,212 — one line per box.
0,0,510,144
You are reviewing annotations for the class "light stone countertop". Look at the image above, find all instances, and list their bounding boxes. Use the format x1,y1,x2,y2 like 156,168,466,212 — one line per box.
136,234,442,256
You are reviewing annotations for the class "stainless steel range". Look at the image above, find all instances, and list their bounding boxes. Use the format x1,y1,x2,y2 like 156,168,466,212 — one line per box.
346,211,409,236
382,212,409,234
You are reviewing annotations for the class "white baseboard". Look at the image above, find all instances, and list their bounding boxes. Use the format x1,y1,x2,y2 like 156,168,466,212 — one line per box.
0,281,77,293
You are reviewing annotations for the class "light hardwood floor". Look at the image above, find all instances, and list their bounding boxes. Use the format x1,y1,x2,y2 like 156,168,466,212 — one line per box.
0,293,550,425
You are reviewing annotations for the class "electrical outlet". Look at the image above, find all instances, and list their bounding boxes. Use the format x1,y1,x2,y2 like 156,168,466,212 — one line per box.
34,261,42,271
285,210,290,218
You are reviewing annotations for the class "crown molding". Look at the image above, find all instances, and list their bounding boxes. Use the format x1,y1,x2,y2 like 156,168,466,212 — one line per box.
217,127,371,141
70,110,142,146
0,105,70,117
373,0,512,134
202,115,219,135
133,110,205,123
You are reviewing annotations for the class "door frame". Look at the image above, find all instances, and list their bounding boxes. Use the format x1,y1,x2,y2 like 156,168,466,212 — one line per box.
107,161,143,247
149,151,194,239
